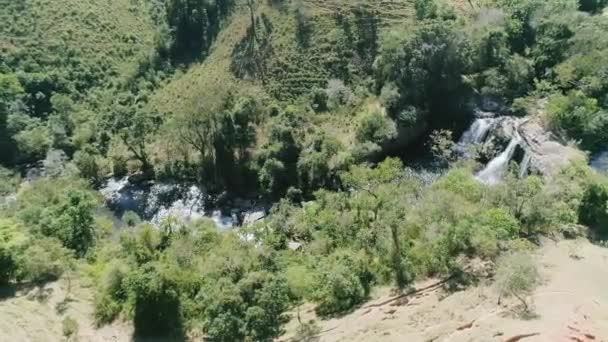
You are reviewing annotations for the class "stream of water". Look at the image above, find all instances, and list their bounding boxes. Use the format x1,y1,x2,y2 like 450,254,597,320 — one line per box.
475,135,521,185
99,177,266,229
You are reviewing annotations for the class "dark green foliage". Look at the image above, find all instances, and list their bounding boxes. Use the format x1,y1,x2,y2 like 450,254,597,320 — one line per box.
579,0,608,12
15,237,73,284
311,250,373,316
310,88,328,112
0,167,20,196
73,148,102,185
496,0,542,53
16,178,99,257
93,222,291,341
165,0,235,62
122,211,142,227
0,246,16,284
579,181,608,232
126,264,184,339
377,21,473,133
547,91,608,151
231,11,275,81
200,272,290,341
39,191,97,257
295,5,313,48
0,73,24,164
174,93,259,192
256,111,301,197
353,8,379,73
101,93,162,173
415,0,438,20
212,96,259,190
530,20,573,76
355,110,397,144
297,132,343,192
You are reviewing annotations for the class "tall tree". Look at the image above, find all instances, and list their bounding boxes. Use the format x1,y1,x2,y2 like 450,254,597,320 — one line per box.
0,73,24,165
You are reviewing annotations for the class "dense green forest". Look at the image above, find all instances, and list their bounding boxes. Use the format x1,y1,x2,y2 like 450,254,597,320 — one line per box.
2,0,608,340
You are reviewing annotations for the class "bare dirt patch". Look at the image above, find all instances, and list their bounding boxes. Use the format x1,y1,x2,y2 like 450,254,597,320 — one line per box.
0,278,132,342
281,239,608,342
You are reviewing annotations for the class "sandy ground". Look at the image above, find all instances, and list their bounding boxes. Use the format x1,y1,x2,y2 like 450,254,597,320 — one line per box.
0,277,132,342
282,239,608,342
1,239,606,342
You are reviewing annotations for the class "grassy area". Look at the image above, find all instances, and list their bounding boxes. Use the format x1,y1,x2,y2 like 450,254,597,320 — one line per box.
150,5,266,118
0,0,157,96
149,0,421,149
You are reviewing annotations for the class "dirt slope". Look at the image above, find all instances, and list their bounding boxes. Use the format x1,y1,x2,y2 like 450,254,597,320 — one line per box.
1,239,606,342
0,278,131,342
282,239,608,342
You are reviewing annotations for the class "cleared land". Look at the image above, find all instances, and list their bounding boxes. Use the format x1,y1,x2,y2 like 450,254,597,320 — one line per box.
2,239,605,341
281,238,608,342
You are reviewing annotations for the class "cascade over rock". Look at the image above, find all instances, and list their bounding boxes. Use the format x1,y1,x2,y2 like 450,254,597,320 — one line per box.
99,177,267,229
458,115,586,184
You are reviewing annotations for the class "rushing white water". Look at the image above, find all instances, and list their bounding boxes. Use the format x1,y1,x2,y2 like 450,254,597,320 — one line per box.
99,177,265,229
476,136,521,185
150,185,207,226
519,152,532,178
458,118,495,146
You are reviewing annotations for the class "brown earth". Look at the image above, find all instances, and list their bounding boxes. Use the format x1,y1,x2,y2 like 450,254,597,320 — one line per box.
281,239,608,342
1,239,606,342
0,278,132,342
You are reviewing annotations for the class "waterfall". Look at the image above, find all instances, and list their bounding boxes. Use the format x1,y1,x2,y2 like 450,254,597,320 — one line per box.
458,118,495,146
590,151,608,172
99,177,265,229
519,152,532,178
476,136,521,185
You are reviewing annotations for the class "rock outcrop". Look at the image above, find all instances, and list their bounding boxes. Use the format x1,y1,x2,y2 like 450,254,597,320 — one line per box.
516,118,586,177
460,115,586,183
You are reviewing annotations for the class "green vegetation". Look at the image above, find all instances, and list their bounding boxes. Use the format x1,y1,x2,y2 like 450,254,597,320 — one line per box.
495,252,541,312
2,0,608,340
62,316,79,339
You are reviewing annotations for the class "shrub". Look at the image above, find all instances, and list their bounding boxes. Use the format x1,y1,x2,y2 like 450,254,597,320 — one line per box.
379,83,400,112
294,320,321,342
40,190,97,256
579,180,608,232
479,208,521,239
495,252,541,312
13,123,52,162
122,211,141,227
15,238,73,284
0,219,27,283
546,91,608,151
433,168,483,202
73,150,101,184
201,272,290,341
467,209,520,259
311,250,373,316
310,88,328,112
62,316,79,338
16,179,99,256
0,167,20,196
415,0,438,20
94,294,123,326
124,264,183,338
325,79,354,109
355,110,397,144
0,246,16,284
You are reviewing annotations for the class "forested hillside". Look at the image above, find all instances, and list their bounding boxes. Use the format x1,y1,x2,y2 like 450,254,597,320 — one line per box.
1,0,608,340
